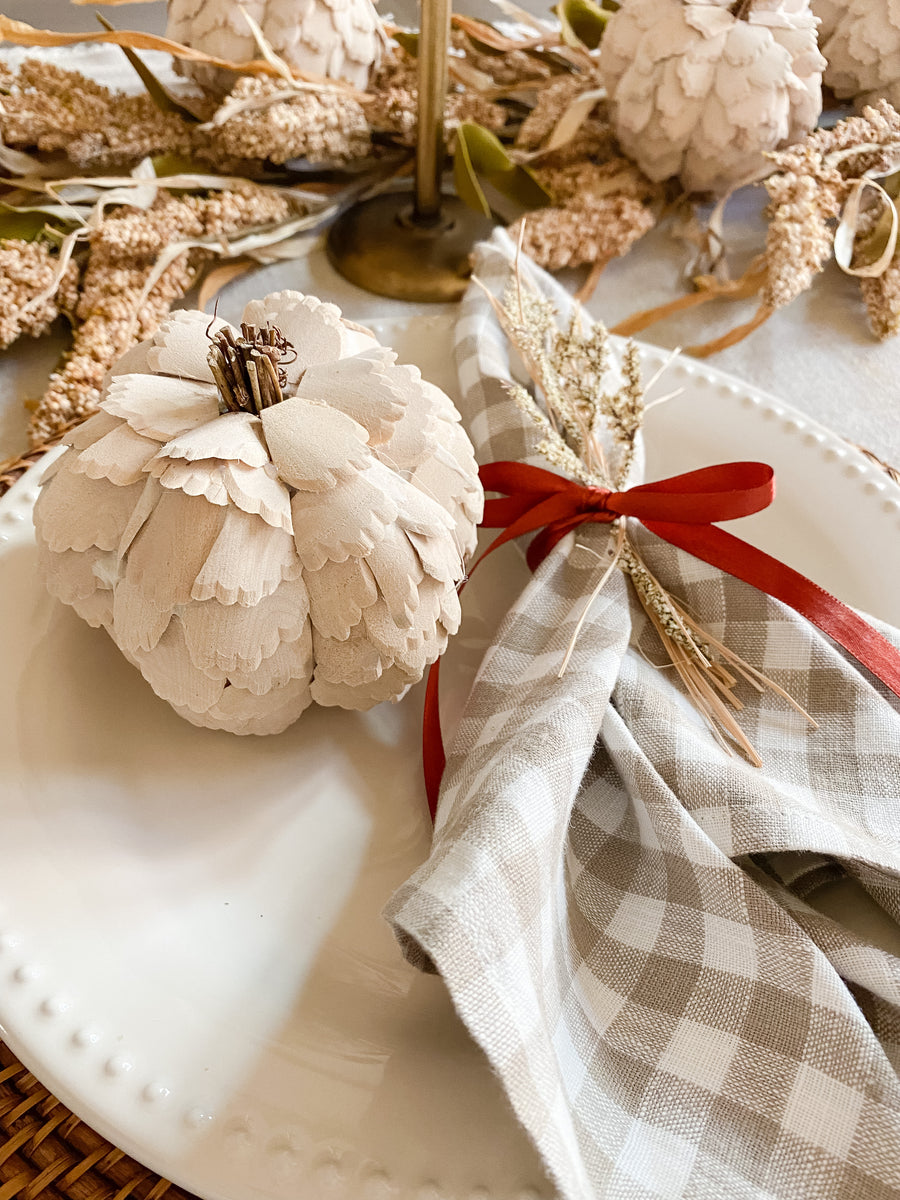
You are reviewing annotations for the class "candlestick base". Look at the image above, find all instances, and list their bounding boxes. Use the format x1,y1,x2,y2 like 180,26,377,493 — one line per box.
326,191,494,303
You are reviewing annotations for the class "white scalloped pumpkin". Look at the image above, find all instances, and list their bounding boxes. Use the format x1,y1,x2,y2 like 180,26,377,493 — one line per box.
34,292,482,734
166,0,382,92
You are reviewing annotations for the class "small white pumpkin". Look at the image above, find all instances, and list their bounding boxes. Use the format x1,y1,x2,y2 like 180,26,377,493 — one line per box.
598,0,825,196
35,292,482,735
815,0,900,110
166,0,383,92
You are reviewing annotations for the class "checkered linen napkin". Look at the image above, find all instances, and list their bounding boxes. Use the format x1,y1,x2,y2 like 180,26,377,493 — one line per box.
385,230,900,1200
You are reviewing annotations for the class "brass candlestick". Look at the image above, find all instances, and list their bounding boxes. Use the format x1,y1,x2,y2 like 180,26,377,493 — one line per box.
326,0,494,302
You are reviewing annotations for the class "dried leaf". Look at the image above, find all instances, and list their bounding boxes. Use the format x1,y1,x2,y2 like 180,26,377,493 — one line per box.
451,14,546,52
834,178,899,278
519,86,606,160
393,30,418,56
554,0,615,50
95,13,202,123
0,16,281,78
129,209,334,335
454,121,553,218
0,143,59,178
0,207,69,241
487,0,554,34
236,4,296,86
198,258,255,309
151,153,207,177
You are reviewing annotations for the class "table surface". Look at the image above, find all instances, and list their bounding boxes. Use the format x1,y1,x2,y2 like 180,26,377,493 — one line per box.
1,0,899,468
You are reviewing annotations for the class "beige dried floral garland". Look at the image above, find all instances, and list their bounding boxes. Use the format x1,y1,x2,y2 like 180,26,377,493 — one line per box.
5,0,900,458
33,290,483,734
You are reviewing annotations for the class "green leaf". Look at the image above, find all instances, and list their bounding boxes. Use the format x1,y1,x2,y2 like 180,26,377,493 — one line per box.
96,12,202,124
393,30,419,56
0,208,69,241
554,0,616,50
151,153,207,177
454,122,553,219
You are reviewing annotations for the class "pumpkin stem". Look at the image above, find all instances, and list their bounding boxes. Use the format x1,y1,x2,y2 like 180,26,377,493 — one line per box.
207,323,297,415
729,0,753,19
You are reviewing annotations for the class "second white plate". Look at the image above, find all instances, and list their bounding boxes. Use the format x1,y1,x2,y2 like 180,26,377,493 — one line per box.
0,315,898,1200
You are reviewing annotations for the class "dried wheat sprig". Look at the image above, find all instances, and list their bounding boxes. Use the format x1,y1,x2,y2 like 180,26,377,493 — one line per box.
487,254,812,767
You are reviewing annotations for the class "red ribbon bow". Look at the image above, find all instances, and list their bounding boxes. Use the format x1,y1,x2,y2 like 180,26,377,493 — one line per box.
423,459,900,820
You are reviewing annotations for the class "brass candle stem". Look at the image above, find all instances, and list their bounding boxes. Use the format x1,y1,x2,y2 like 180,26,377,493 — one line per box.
326,0,494,302
414,0,450,223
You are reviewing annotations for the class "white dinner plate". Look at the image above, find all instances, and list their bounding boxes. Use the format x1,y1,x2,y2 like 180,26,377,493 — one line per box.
0,314,899,1200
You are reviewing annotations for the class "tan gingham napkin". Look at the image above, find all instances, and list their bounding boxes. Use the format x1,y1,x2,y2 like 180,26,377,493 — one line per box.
385,230,900,1200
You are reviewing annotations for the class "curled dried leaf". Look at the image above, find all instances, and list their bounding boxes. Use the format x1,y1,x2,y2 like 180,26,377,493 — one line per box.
454,121,553,218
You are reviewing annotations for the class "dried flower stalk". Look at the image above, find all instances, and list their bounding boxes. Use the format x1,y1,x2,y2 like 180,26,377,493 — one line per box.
484,258,814,763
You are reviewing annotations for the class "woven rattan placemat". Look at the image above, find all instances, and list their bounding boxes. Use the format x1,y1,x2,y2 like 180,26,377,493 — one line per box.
1,427,898,1200
0,1044,200,1200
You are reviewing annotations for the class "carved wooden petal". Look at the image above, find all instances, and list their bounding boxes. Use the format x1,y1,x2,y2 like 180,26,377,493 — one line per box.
362,577,448,666
159,412,269,468
102,374,219,441
191,506,301,607
227,623,314,695
106,339,153,381
179,574,310,675
290,466,398,572
38,541,111,603
311,662,418,711
303,555,377,641
145,310,232,384
260,398,371,492
294,348,407,446
125,489,227,612
242,292,346,388
34,464,144,554
380,466,455,538
405,528,464,585
312,627,390,687
66,410,121,451
437,412,480,477
37,449,73,487
132,618,226,714
71,589,114,630
118,475,164,559
73,422,161,487
439,587,461,636
221,461,292,533
154,459,230,507
177,674,312,735
364,525,424,629
374,366,440,473
412,439,483,525
410,456,480,560
112,577,177,656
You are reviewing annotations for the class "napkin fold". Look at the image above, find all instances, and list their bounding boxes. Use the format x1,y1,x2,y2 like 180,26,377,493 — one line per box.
385,230,900,1200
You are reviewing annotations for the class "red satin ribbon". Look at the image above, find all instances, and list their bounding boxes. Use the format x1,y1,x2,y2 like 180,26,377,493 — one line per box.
423,459,900,820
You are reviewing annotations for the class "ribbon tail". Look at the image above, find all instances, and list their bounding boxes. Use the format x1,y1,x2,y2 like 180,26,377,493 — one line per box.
644,520,900,700
423,655,444,821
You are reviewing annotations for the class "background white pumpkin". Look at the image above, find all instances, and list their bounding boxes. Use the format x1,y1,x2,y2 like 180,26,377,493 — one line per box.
598,0,825,196
34,292,482,734
815,0,900,111
166,0,383,92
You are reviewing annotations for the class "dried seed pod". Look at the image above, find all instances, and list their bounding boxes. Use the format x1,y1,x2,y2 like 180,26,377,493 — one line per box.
36,294,482,734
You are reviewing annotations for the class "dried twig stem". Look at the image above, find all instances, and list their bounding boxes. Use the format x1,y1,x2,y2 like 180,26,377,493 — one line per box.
208,322,295,414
